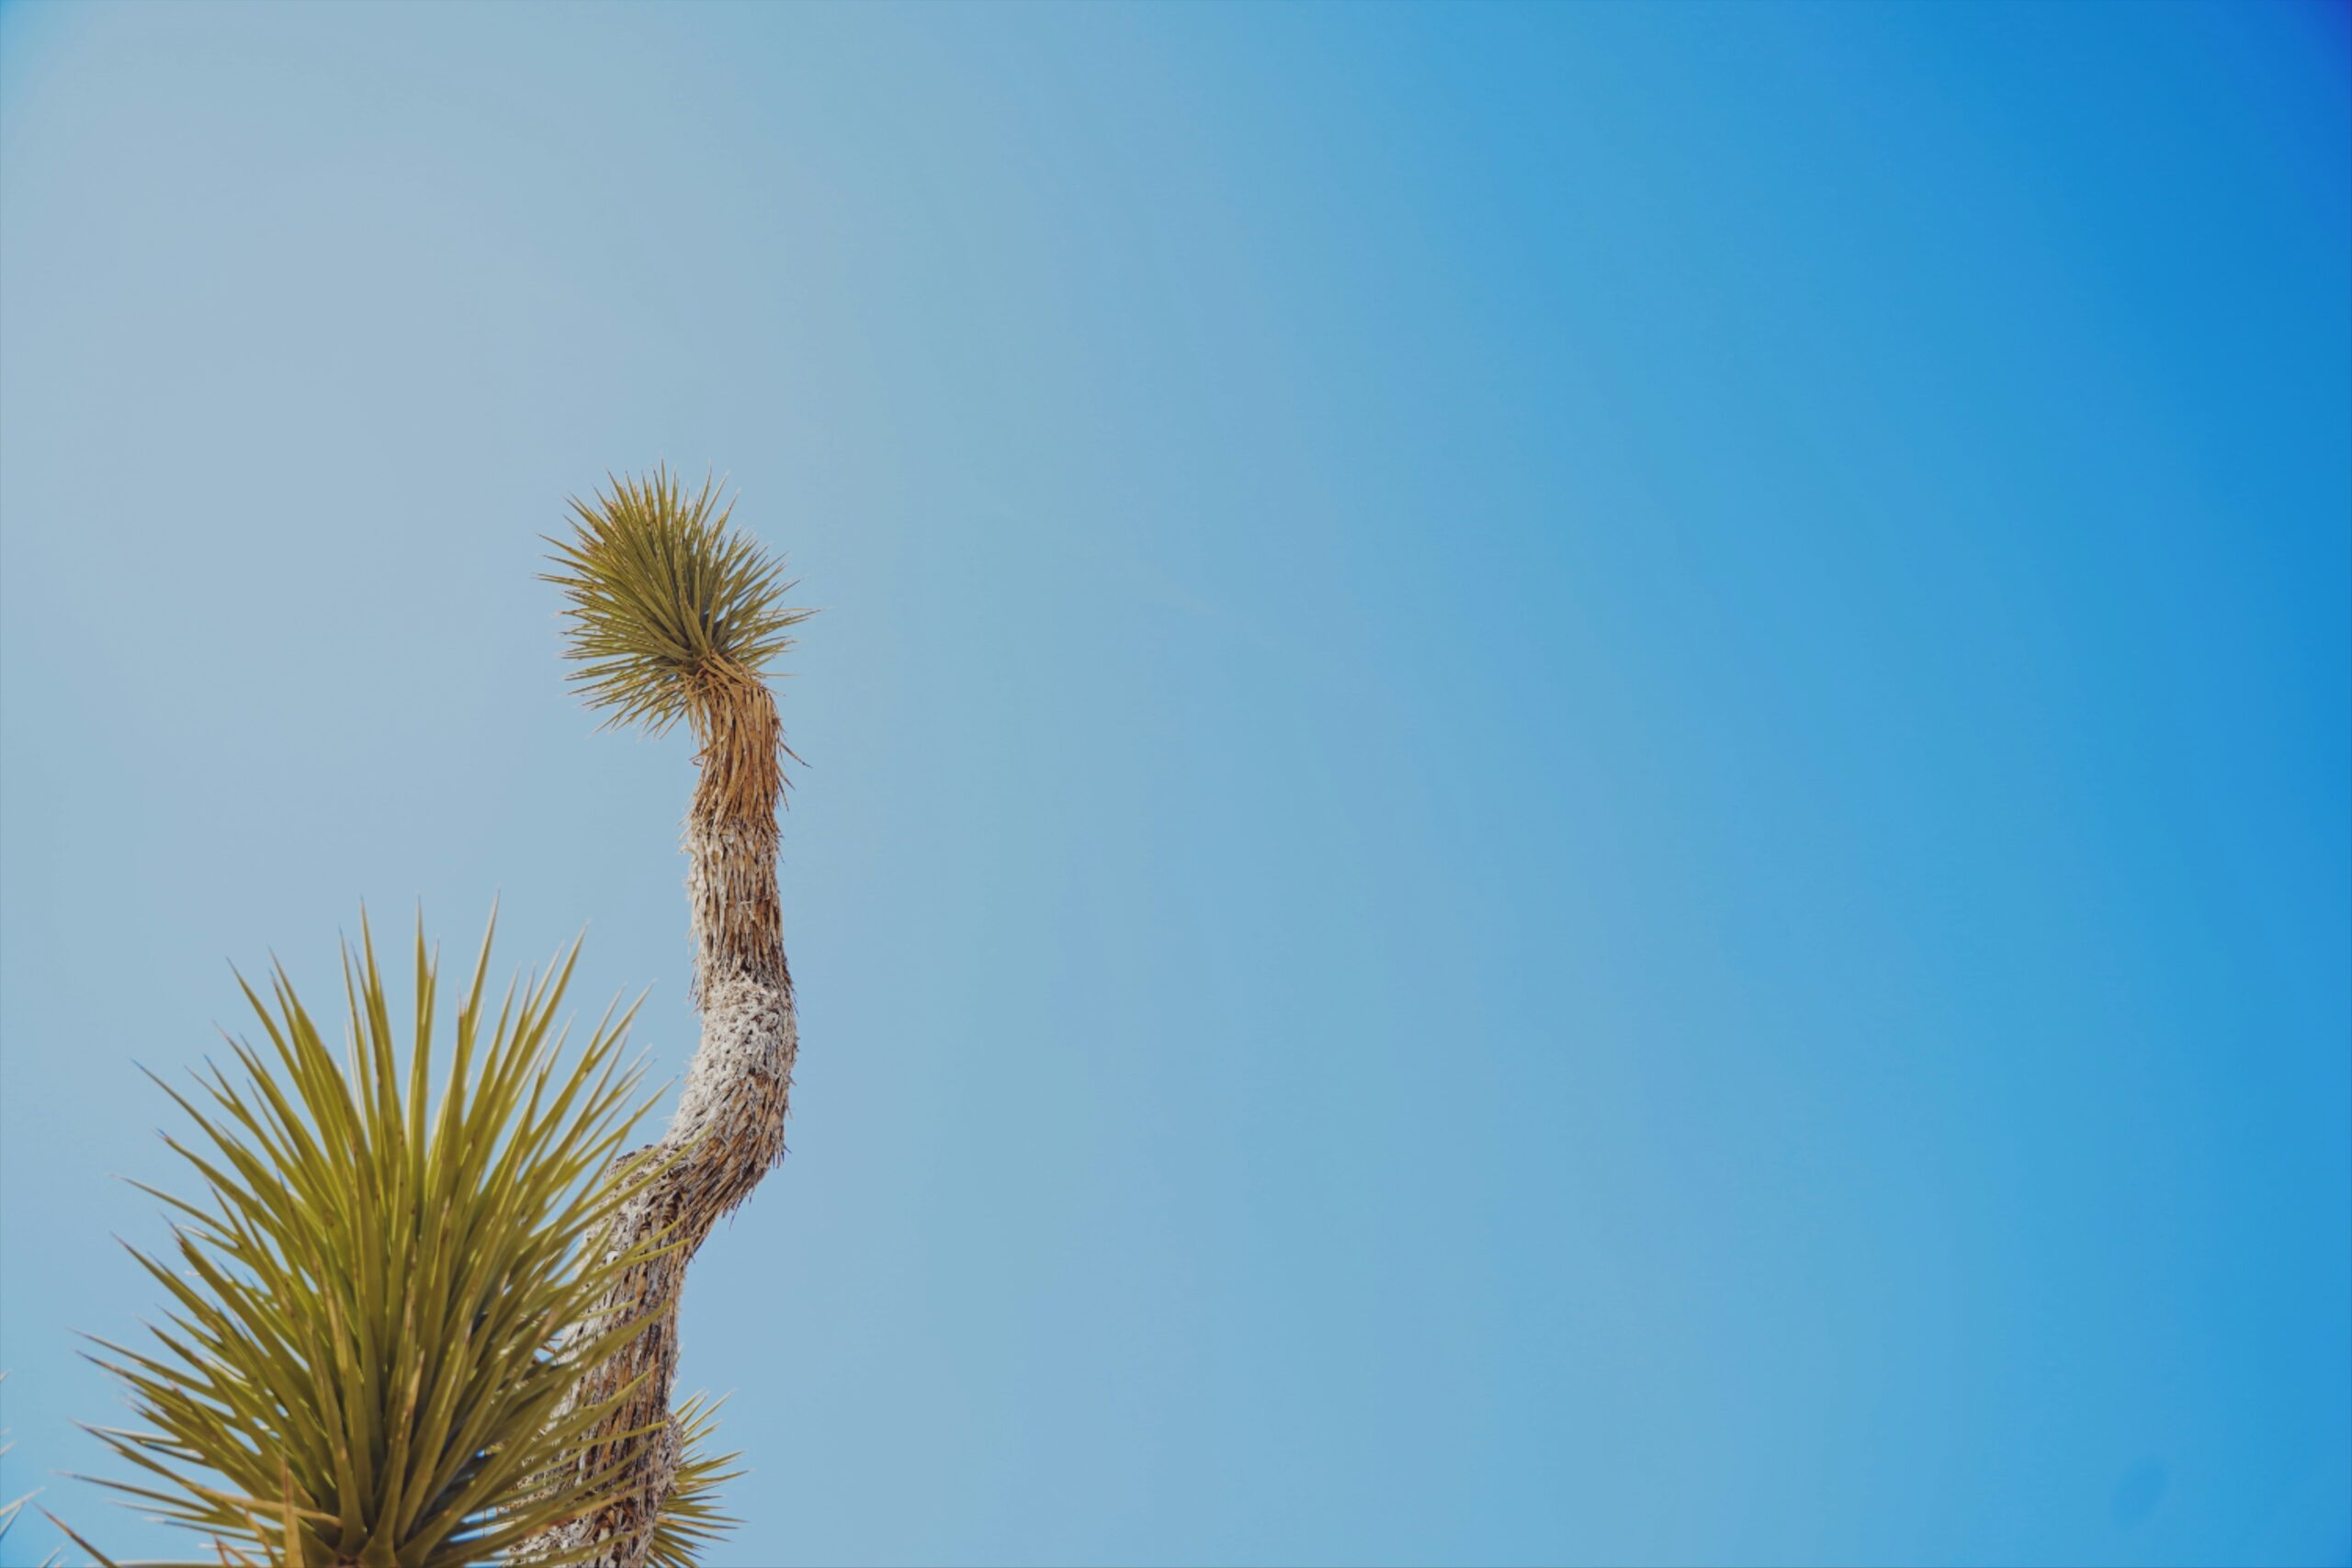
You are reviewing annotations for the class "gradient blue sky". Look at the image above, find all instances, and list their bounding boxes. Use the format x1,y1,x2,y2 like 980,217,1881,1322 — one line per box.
2,3,2346,1564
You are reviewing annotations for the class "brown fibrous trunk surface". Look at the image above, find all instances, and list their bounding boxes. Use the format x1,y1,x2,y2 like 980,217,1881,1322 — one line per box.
530,674,796,1568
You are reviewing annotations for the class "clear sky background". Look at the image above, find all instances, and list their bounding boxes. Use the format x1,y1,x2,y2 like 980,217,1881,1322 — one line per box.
2,3,2346,1565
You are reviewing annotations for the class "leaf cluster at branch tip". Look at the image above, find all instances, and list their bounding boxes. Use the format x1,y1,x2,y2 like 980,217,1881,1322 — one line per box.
544,467,812,736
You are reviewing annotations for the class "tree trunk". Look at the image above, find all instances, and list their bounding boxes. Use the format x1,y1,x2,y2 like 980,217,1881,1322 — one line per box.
530,680,796,1568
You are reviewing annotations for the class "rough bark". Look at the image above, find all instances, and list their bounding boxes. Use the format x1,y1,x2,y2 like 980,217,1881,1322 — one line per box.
530,680,796,1568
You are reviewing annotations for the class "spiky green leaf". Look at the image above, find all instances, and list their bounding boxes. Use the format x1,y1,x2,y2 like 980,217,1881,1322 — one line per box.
645,1395,744,1568
543,467,811,735
86,911,667,1568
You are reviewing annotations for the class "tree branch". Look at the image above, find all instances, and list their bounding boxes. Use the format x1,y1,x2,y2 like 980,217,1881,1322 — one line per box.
528,682,797,1568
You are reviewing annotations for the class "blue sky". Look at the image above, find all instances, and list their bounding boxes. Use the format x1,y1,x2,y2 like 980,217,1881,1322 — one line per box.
1,3,2346,1564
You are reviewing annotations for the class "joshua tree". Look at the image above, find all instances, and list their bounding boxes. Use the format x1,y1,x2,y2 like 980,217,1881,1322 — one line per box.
526,468,812,1568
80,468,808,1567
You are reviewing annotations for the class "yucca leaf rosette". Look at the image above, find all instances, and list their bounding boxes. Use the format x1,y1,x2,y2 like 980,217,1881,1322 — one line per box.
545,468,809,990
85,914,668,1568
543,466,810,784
